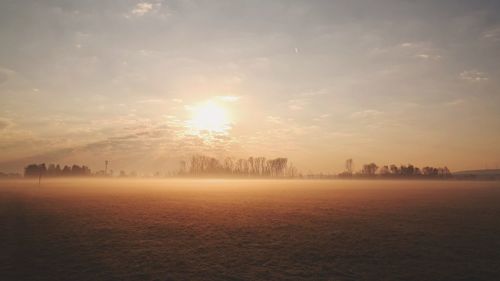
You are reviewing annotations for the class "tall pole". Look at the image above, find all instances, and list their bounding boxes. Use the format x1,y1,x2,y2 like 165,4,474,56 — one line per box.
105,160,109,176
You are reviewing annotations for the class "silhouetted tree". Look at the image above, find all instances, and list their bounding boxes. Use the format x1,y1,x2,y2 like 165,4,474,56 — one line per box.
390,164,399,175
62,165,71,176
24,164,42,178
380,165,390,176
361,163,378,176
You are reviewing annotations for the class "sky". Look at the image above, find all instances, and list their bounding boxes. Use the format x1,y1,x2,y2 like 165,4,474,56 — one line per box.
1,0,500,174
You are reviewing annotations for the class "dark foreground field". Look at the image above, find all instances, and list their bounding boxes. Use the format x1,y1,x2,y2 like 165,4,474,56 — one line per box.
1,179,500,281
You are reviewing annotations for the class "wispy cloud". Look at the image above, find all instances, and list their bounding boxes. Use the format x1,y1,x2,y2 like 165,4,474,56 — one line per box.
460,70,488,82
288,99,308,111
350,109,383,119
136,98,166,104
129,2,161,17
300,89,328,97
415,53,442,61
371,41,443,61
400,42,415,48
401,42,442,61
444,99,465,107
132,2,153,16
217,96,240,102
313,114,331,122
266,116,282,124
482,27,500,42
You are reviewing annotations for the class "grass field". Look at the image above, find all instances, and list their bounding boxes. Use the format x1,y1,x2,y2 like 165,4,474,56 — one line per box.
1,179,500,281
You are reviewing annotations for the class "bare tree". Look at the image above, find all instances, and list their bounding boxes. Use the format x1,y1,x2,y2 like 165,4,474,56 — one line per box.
345,159,353,175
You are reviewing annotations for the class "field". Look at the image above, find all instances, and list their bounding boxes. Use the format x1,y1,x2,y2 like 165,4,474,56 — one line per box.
1,179,500,281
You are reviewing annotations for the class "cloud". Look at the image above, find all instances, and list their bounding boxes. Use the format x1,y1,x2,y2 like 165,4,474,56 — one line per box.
400,42,415,48
0,118,240,173
266,116,282,124
416,53,442,61
217,96,240,102
136,98,166,104
444,99,465,107
482,27,500,42
460,70,488,82
130,2,160,17
313,114,331,122
132,2,153,16
300,89,328,97
351,109,383,119
288,99,308,111
371,42,443,61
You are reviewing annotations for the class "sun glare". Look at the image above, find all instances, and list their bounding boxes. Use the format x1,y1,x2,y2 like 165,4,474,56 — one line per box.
188,101,231,134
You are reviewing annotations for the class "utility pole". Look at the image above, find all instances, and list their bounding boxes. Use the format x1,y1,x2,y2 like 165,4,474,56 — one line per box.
105,160,109,176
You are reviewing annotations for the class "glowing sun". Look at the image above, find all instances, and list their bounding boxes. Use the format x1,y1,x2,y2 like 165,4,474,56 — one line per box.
188,101,231,134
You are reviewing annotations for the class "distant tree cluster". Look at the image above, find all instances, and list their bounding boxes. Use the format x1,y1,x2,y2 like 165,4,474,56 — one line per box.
379,164,451,177
181,155,297,177
24,163,92,178
339,159,451,178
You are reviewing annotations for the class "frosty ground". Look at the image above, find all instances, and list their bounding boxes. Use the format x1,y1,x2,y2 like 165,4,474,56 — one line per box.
1,179,499,280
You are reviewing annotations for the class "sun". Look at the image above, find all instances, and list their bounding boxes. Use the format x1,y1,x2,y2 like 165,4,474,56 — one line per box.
188,101,231,134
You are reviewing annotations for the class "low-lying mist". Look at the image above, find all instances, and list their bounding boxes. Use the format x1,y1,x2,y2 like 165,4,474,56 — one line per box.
1,179,500,280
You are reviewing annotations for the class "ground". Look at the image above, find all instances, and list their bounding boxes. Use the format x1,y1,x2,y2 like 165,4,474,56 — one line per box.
1,179,500,281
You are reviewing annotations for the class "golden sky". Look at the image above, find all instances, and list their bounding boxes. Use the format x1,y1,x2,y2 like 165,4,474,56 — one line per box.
1,0,500,173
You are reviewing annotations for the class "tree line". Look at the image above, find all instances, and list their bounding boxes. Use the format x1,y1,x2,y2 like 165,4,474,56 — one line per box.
180,155,297,177
24,163,92,178
338,159,451,178
21,158,453,179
